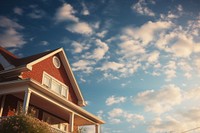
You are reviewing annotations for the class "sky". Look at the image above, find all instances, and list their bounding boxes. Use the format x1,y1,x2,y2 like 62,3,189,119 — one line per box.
0,0,200,133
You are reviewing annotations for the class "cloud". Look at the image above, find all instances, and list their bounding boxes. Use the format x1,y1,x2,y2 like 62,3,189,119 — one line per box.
81,2,90,15
132,0,155,17
156,28,200,58
66,22,93,35
147,51,160,63
0,16,24,29
148,107,200,133
72,60,94,73
97,110,104,119
89,39,109,60
96,30,108,38
71,41,87,53
98,62,124,71
118,40,146,57
13,7,23,15
123,21,172,46
0,16,26,48
164,61,177,81
40,41,49,46
195,58,200,68
55,3,79,22
148,86,200,133
134,84,182,114
108,108,144,125
108,108,124,118
105,95,126,106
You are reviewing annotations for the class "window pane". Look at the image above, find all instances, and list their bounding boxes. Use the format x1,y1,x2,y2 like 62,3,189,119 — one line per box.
43,75,51,88
61,86,68,97
51,80,61,94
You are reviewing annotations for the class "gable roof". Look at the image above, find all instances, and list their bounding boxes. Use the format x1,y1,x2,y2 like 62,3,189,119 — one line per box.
0,47,86,106
0,46,55,67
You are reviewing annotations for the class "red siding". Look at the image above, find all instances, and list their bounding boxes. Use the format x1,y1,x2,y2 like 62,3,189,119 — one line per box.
21,54,78,105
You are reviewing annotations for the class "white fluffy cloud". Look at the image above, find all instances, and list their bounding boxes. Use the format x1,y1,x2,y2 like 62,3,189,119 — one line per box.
89,39,109,60
123,21,172,46
134,84,182,114
118,40,146,57
71,41,88,53
148,108,200,133
108,108,144,126
66,22,93,35
147,51,160,63
55,3,79,22
98,62,124,71
81,2,90,16
156,29,200,58
72,60,94,73
148,86,200,133
164,61,177,81
132,0,155,17
105,95,126,106
0,16,26,48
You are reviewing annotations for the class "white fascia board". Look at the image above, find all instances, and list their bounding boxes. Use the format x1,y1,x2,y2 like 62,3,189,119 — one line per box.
59,49,86,107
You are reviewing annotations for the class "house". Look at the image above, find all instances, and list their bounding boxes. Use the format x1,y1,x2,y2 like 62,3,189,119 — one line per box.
0,47,105,133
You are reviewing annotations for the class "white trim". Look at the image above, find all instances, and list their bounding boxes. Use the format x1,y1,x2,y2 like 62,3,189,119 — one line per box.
0,95,6,116
95,124,100,133
53,56,61,68
26,48,63,70
69,112,74,132
59,50,86,106
42,71,69,100
23,88,32,115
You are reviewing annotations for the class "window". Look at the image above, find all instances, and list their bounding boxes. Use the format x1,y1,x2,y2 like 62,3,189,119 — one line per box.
53,56,61,68
61,86,67,97
42,72,68,99
52,80,61,94
43,112,68,132
43,75,51,88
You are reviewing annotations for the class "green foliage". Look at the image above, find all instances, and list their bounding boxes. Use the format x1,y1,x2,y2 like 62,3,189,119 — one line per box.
0,115,54,133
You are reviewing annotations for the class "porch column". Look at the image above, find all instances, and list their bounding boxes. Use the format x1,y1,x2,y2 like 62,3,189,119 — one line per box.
0,95,6,117
95,124,100,133
69,112,74,132
23,89,32,115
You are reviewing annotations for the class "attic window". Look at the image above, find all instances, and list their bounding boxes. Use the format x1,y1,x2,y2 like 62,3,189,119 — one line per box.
42,72,69,99
53,56,61,68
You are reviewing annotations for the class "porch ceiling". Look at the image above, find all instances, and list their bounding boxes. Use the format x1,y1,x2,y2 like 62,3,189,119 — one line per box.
13,92,71,121
13,92,99,126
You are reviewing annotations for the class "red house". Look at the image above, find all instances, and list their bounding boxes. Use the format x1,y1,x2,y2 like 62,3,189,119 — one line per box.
0,47,104,133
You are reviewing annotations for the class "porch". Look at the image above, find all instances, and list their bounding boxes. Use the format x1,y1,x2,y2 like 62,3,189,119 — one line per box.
0,79,104,133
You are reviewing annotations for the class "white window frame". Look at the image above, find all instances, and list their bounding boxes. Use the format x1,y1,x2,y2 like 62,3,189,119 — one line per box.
42,72,69,100
53,56,61,68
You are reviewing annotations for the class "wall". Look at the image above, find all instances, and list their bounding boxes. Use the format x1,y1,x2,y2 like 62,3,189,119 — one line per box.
21,54,78,105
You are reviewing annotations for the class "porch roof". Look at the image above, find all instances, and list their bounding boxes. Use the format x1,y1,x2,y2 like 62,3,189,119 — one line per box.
0,79,105,125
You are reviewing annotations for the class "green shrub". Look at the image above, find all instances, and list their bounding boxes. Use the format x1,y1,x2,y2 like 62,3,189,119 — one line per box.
0,115,54,133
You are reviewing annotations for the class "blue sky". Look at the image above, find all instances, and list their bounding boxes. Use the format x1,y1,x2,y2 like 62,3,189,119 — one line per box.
1,0,200,132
